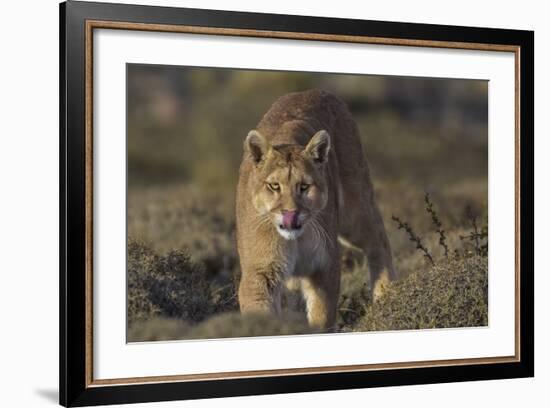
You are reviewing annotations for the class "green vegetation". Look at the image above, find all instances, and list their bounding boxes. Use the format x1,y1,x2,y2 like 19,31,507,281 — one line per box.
127,65,488,341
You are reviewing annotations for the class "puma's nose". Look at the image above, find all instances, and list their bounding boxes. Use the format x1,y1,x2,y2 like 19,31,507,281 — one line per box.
281,210,301,230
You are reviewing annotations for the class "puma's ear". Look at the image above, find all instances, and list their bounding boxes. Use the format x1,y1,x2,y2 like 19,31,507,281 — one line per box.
304,130,331,164
245,130,269,164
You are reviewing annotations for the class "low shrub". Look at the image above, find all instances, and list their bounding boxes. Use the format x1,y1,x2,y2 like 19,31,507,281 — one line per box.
356,255,488,331
127,239,238,328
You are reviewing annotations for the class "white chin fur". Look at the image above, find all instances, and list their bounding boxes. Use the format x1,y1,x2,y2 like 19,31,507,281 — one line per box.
276,226,304,240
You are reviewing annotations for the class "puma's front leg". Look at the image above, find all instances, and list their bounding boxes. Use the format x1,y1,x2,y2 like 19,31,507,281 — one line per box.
301,268,340,331
238,265,283,316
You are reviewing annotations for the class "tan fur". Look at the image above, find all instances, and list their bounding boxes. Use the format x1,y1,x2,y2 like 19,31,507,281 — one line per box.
236,90,396,330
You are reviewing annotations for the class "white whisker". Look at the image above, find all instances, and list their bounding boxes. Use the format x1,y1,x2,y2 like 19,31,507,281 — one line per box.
250,214,271,233
310,217,334,250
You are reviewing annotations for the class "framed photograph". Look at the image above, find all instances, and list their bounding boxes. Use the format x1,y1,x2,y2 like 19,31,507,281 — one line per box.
60,1,534,406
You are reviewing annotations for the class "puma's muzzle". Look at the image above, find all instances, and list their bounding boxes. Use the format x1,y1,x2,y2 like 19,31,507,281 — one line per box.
281,210,301,230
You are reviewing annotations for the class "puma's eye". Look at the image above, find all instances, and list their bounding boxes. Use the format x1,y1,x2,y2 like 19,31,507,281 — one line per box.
300,183,310,192
268,182,280,191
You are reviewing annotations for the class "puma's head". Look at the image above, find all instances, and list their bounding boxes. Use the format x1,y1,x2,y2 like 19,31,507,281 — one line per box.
244,129,331,240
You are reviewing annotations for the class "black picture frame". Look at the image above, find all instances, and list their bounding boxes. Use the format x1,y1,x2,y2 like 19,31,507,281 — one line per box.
60,1,534,406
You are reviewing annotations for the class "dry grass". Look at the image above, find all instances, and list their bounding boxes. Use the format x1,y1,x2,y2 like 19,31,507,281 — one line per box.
126,66,488,341
352,255,487,332
127,238,237,329
128,312,315,342
127,182,488,341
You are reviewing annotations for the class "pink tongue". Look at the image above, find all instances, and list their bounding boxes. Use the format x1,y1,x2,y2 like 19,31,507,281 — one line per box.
282,211,298,229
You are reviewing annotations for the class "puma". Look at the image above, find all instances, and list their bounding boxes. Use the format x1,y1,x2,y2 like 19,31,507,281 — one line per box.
235,89,396,330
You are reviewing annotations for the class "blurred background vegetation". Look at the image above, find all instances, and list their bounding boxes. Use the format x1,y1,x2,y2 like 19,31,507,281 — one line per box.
127,64,488,341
